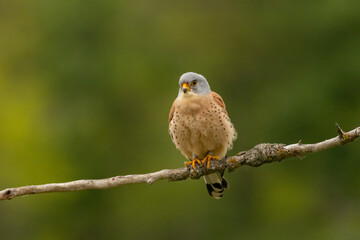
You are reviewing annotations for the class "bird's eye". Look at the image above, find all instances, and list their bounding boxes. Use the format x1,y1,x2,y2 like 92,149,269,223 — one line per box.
191,80,197,86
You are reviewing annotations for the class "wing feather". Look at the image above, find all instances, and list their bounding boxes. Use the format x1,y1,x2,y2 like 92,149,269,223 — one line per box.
168,99,176,124
210,91,228,116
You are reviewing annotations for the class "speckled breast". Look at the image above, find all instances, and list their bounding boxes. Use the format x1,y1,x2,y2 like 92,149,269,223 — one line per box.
169,94,236,159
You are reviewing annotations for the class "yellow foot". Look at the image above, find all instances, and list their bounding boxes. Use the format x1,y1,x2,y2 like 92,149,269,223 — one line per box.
202,154,219,168
185,158,202,169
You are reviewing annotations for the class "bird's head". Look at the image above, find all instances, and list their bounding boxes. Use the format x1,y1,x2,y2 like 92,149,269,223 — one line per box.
178,72,211,97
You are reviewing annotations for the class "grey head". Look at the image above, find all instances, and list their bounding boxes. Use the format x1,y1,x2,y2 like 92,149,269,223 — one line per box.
178,72,211,97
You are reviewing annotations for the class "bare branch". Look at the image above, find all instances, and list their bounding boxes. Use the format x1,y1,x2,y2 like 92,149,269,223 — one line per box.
1,124,359,201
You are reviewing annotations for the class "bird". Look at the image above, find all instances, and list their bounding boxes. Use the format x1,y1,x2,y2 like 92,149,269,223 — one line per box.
169,72,237,199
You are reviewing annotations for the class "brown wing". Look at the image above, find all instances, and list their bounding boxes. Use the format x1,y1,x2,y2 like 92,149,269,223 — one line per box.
168,99,176,124
211,91,228,116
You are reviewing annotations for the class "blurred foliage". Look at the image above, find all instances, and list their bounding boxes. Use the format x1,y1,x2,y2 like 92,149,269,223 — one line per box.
0,0,359,239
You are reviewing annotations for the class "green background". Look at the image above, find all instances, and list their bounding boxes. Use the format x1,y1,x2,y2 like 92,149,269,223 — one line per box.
0,1,359,239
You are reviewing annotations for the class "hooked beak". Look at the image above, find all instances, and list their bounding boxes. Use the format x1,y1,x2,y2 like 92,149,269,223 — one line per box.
182,83,191,93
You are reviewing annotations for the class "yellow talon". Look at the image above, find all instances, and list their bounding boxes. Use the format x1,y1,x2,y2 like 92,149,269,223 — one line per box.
185,158,201,169
202,154,219,168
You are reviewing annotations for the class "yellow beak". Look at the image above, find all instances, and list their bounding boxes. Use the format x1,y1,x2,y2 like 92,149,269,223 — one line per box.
182,83,191,93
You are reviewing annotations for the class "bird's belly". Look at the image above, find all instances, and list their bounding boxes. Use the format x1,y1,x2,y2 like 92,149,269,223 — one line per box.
169,107,236,159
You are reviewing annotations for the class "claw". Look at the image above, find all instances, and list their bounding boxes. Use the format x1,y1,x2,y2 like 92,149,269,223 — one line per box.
202,154,219,168
185,158,202,169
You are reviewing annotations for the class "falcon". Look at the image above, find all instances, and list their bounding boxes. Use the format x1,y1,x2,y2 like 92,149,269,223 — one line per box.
169,72,237,199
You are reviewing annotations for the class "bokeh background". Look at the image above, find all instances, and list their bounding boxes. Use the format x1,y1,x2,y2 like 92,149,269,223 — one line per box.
0,1,359,239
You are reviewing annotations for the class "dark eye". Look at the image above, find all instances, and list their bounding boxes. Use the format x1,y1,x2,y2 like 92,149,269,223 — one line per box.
191,80,197,86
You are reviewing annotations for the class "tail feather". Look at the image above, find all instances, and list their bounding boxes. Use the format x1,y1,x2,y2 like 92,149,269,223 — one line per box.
204,172,229,199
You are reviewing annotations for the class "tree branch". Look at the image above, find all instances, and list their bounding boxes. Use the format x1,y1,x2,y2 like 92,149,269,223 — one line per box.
1,124,359,201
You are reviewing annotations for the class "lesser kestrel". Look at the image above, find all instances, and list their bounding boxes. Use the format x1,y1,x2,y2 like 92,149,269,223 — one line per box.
169,72,237,199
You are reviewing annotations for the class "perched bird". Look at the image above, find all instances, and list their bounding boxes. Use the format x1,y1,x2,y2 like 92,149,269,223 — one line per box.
169,72,237,199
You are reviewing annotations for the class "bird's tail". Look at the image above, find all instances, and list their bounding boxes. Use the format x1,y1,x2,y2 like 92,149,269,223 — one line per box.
204,172,229,199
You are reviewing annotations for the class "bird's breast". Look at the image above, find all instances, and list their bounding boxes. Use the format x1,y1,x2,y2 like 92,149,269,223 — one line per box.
169,95,236,159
